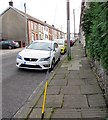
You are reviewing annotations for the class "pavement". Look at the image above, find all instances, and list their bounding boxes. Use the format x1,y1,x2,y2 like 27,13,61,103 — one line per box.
13,41,108,119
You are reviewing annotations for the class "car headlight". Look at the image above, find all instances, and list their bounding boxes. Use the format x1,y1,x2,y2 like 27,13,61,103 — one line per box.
17,54,22,60
40,57,50,61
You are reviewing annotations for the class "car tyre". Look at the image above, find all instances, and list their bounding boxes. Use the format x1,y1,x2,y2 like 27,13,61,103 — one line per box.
8,45,12,49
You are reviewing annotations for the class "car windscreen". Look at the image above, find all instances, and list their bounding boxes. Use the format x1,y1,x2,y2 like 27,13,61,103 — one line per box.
27,42,53,51
57,40,64,45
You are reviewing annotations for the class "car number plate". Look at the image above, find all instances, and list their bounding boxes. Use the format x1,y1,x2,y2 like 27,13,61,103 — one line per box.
24,61,36,65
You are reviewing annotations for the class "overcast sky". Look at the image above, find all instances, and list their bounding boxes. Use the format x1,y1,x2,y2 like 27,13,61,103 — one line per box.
0,0,82,33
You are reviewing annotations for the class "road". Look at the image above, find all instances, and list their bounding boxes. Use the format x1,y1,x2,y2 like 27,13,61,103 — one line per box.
1,51,63,118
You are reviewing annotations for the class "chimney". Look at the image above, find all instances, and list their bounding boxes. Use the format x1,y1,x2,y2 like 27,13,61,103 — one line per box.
9,1,13,7
44,21,46,23
52,24,54,27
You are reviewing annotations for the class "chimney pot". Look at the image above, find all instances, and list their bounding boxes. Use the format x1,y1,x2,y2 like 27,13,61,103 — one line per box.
52,25,54,27
9,1,13,7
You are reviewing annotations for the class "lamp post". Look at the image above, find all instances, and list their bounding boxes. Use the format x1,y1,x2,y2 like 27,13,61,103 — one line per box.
73,9,75,38
67,0,71,60
24,3,28,46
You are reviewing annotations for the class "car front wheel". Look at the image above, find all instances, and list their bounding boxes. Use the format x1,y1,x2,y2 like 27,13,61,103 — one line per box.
8,45,12,49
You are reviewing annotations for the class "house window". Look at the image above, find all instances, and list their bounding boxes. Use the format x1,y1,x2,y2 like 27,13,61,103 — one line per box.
45,34,48,39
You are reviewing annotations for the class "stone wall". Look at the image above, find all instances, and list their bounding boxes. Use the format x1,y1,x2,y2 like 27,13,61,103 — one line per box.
89,59,108,105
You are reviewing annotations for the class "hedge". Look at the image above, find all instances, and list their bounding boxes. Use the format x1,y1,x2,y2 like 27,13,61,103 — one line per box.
81,2,108,70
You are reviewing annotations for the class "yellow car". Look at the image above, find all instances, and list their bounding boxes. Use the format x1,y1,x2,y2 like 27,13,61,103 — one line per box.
54,39,67,54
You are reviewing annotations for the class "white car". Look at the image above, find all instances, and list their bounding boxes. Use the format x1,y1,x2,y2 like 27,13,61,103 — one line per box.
16,40,61,70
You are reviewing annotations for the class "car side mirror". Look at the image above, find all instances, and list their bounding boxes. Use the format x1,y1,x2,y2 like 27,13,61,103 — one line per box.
25,46,28,49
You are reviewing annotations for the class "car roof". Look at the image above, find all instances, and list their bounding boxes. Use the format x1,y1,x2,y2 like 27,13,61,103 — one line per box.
54,39,66,41
33,40,57,44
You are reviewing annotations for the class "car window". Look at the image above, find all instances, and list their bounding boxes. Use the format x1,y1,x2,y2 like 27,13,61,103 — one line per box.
4,41,8,43
27,42,53,51
57,40,64,45
0,41,4,43
8,41,11,43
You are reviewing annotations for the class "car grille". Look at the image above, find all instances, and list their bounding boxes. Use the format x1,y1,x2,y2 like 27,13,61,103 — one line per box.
24,58,38,62
20,64,41,68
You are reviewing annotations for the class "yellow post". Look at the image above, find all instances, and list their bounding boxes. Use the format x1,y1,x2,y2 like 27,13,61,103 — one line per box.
41,80,48,119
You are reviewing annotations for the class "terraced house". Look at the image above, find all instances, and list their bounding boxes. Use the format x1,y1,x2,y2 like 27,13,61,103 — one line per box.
0,1,65,47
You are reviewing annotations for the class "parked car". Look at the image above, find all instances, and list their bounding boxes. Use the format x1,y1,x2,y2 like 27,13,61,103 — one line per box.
66,40,73,47
70,40,74,47
16,40,61,70
0,40,19,49
54,39,67,54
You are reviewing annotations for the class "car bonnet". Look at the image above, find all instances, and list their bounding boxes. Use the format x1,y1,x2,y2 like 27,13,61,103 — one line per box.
19,48,51,59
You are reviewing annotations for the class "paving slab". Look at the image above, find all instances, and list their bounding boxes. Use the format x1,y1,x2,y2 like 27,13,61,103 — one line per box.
53,74,66,79
82,78,98,85
63,95,88,108
50,79,67,86
52,108,81,118
79,67,93,72
55,67,68,72
35,95,64,108
81,85,102,94
29,108,53,118
47,86,61,95
78,70,95,74
79,73,96,79
55,69,69,75
67,72,80,77
80,77,95,80
67,74,80,79
67,79,85,85
54,70,69,77
60,86,81,95
68,66,81,71
81,65,91,69
69,70,80,74
81,108,107,118
87,94,106,107
80,66,93,70
61,63,69,68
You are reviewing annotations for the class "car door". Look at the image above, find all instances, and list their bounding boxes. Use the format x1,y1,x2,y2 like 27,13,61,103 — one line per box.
2,41,7,48
0,41,3,48
3,41,9,48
